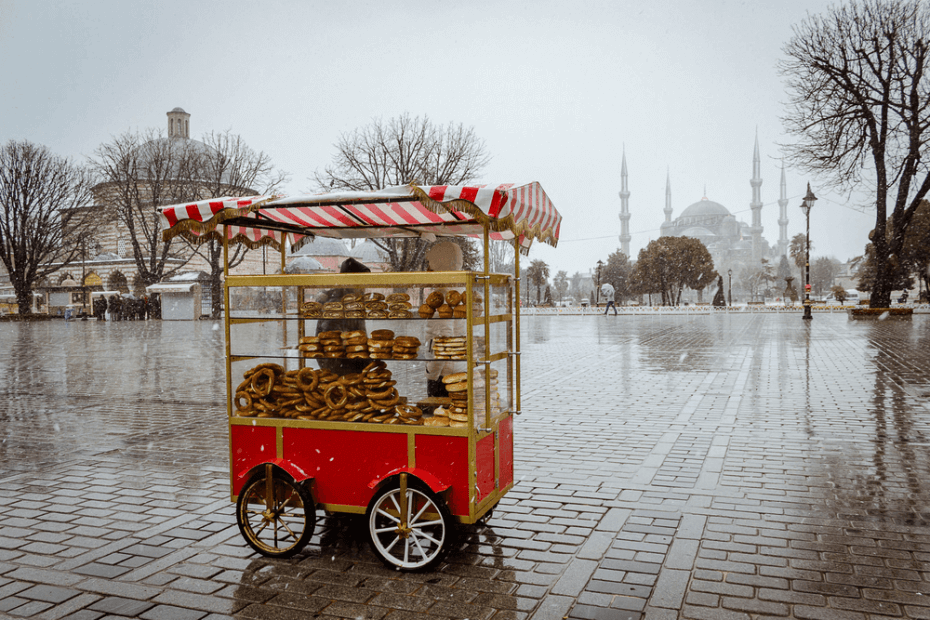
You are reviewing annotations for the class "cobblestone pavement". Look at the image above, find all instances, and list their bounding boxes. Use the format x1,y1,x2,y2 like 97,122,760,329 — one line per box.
1,314,930,620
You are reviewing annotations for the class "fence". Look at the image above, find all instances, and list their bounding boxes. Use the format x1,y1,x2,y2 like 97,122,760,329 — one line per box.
521,304,930,316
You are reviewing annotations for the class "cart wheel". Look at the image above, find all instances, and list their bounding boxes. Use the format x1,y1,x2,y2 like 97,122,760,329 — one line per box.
236,466,315,559
366,475,452,571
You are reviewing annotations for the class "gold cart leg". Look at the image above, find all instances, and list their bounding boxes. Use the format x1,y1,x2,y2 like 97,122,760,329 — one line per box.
399,472,408,529
513,238,521,415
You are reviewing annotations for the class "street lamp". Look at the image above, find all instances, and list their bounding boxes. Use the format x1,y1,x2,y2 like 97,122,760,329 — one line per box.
596,260,604,306
727,269,732,306
800,183,817,320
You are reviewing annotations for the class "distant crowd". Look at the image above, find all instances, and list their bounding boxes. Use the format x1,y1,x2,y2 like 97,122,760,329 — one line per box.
92,294,161,321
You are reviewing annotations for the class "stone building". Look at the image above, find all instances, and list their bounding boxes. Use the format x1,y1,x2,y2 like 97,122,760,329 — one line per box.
655,135,787,277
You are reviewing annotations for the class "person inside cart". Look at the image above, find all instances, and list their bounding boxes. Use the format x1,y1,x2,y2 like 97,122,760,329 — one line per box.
425,241,465,397
315,257,371,375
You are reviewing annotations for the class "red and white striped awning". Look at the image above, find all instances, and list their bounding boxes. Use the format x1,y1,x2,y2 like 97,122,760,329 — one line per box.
159,183,560,253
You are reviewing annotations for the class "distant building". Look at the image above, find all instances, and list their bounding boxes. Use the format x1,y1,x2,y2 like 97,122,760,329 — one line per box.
656,134,787,275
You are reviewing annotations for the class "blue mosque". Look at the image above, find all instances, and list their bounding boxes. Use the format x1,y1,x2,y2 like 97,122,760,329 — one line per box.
617,136,790,272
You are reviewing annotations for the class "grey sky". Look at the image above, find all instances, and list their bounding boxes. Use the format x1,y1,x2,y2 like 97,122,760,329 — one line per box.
0,0,876,277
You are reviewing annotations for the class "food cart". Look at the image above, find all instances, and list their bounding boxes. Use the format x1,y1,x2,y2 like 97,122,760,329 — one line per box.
159,183,561,571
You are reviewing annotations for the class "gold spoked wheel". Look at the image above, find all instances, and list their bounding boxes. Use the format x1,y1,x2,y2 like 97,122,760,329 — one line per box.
236,466,315,559
366,474,452,571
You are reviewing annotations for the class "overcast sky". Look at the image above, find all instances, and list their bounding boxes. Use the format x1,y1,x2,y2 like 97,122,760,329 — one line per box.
0,0,877,277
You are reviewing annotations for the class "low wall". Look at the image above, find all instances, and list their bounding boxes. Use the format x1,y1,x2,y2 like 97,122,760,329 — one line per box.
521,304,930,316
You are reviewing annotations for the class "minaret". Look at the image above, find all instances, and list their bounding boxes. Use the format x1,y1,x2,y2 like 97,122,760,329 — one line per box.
167,107,190,139
750,132,764,263
618,148,631,257
777,162,789,257
664,170,673,223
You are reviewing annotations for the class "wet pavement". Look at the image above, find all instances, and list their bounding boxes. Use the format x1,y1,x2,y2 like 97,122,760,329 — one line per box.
1,313,930,620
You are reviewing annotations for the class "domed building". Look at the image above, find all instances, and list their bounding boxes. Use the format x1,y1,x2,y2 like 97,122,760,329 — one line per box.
290,237,350,272
654,134,787,272
348,239,389,272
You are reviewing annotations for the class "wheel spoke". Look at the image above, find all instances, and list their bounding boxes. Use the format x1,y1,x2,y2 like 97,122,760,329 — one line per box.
376,508,400,524
417,530,443,546
410,519,444,529
403,537,410,564
276,518,299,542
409,500,429,525
411,532,429,559
374,525,398,534
383,534,400,553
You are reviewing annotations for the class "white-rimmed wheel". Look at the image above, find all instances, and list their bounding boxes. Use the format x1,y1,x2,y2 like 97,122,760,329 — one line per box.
366,474,452,571
236,465,315,559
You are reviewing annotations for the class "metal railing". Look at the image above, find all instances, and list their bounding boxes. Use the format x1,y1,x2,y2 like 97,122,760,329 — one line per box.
521,303,930,316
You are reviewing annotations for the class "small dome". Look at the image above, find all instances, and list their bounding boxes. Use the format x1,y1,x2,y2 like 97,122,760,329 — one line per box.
169,107,188,114
680,199,731,219
285,256,323,274
292,236,350,257
349,240,387,264
734,240,752,250
681,227,716,238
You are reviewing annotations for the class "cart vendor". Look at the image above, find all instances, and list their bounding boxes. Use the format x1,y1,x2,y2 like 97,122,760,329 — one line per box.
316,257,371,375
425,241,466,397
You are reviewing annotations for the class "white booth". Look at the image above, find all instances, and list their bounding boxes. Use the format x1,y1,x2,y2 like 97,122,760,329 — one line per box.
146,281,202,321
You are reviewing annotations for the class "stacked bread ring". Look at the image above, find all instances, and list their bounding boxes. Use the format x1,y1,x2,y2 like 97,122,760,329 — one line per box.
418,289,482,319
235,361,425,424
299,329,421,360
432,336,467,360
307,292,414,320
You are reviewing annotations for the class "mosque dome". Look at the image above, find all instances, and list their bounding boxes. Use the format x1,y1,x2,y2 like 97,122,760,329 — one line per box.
349,239,387,264
285,256,323,274
680,227,716,239
292,236,350,257
679,199,731,219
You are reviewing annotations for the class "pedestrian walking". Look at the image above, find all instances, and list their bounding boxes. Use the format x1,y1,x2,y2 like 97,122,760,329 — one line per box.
601,282,617,315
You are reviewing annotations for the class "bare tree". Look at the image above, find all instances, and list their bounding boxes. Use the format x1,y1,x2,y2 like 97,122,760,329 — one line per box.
780,0,930,307
0,140,93,314
188,130,289,317
312,113,491,272
90,129,203,287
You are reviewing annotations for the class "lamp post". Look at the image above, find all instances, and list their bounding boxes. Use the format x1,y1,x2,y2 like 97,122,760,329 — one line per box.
596,260,603,307
727,269,732,306
800,183,817,320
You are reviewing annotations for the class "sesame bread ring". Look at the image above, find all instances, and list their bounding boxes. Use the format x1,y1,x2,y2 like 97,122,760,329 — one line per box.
363,360,387,373
344,336,367,346
366,385,396,400
442,372,469,384
235,391,253,411
396,404,423,419
296,367,319,392
250,368,275,397
324,383,349,410
317,370,340,384
319,330,342,339
445,290,462,306
343,330,366,339
339,373,363,386
371,329,395,340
